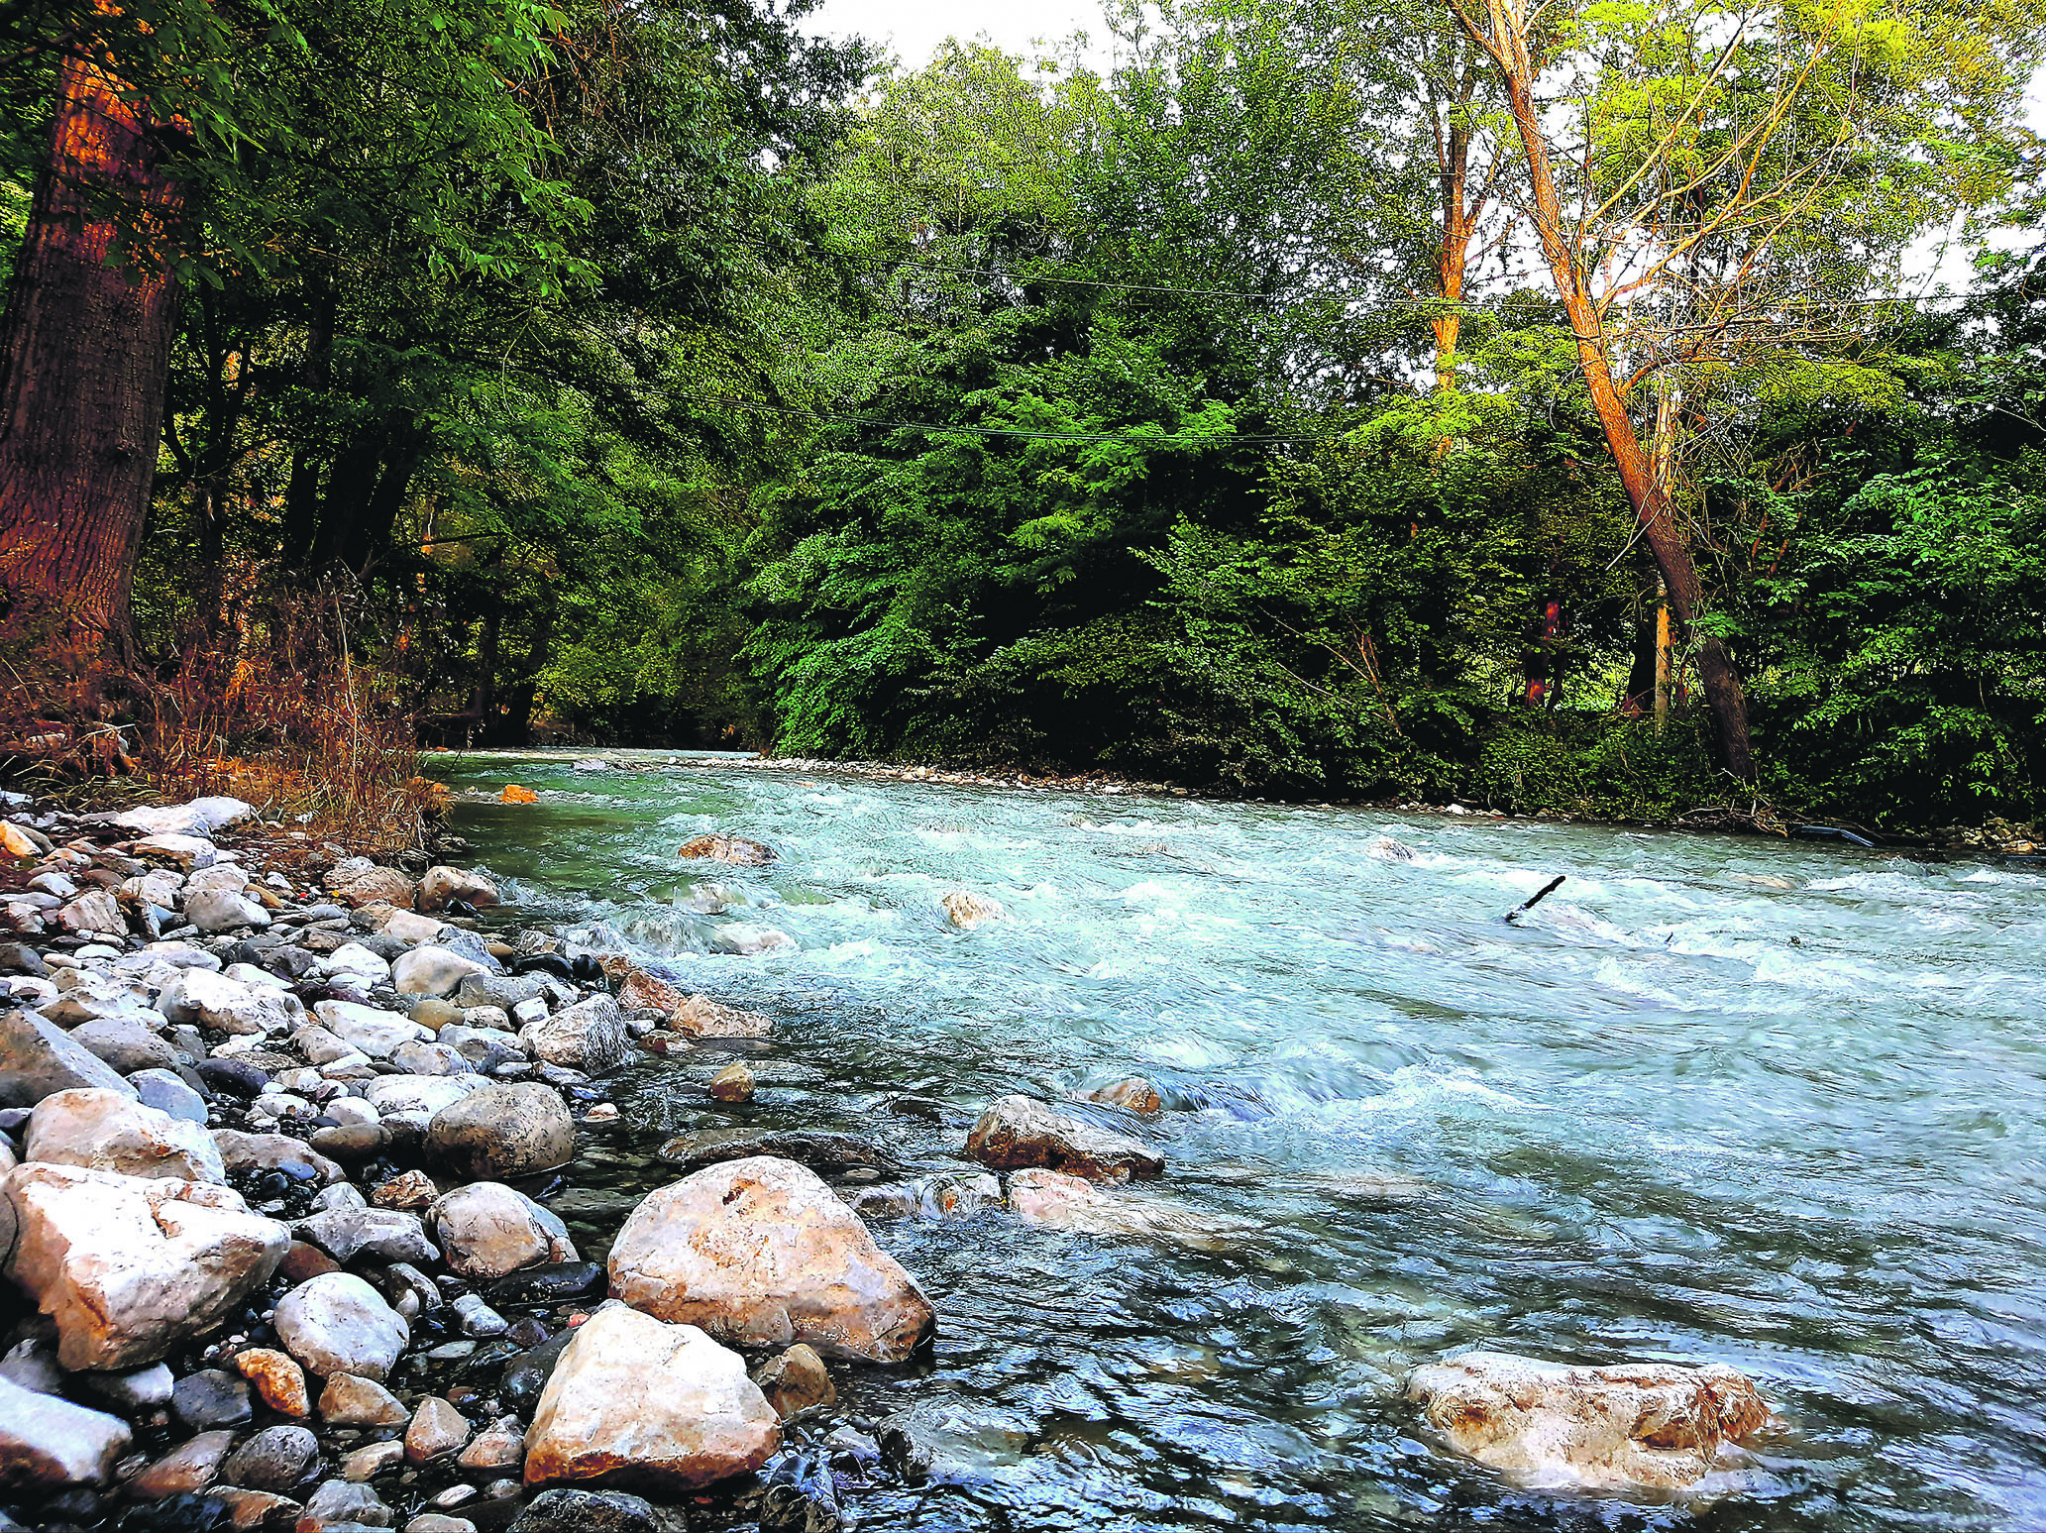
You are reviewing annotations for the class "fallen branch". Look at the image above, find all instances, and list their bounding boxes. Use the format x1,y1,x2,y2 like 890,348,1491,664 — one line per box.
1505,874,1565,923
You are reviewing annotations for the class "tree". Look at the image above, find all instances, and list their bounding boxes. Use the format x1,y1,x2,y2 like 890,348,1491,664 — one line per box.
1439,0,2045,777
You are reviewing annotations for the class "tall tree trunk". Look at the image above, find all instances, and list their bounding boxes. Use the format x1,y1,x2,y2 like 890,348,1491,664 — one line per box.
0,49,186,688
1459,0,1754,777
1432,122,1472,393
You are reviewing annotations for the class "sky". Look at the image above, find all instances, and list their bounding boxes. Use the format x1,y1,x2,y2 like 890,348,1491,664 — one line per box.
802,0,1106,71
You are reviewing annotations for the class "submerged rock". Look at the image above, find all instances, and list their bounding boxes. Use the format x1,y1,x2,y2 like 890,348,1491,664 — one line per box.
652,1128,899,1176
676,835,776,867
523,1306,780,1492
1080,1077,1162,1114
966,1095,1164,1182
1406,1351,1769,1490
1006,1168,1248,1253
940,892,1003,929
608,1156,935,1363
5,1164,289,1369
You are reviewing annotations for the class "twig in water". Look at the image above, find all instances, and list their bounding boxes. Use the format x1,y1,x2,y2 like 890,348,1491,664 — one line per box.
1504,875,1566,924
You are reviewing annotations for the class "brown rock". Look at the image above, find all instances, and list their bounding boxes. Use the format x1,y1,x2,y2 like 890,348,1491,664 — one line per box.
130,1430,236,1499
405,1397,470,1462
215,1487,302,1531
615,969,684,1016
425,1084,574,1182
279,1242,343,1283
1081,1076,1162,1114
235,1348,311,1418
708,1063,753,1104
1406,1352,1770,1490
608,1155,935,1363
940,891,1003,929
523,1305,778,1492
752,1344,834,1420
340,1440,404,1482
676,835,775,866
331,867,415,910
319,1374,410,1428
966,1095,1163,1182
372,1170,439,1210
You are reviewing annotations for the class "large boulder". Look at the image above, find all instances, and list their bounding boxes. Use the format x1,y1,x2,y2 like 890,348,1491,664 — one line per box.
393,947,491,998
1406,1352,1770,1490
607,1156,935,1364
0,1010,137,1106
426,1083,574,1181
24,1087,226,1182
429,1182,577,1281
4,1163,289,1369
523,1305,779,1492
273,1272,409,1381
330,866,414,910
965,1095,1163,1182
0,1373,131,1489
519,995,626,1073
68,1015,179,1075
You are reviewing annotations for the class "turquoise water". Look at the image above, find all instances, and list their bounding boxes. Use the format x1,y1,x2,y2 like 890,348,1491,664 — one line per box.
443,750,2046,1531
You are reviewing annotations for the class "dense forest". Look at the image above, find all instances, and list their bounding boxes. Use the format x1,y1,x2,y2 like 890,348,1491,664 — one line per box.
1,0,2043,834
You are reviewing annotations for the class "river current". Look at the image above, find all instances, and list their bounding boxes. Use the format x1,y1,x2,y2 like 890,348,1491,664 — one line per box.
441,749,2046,1533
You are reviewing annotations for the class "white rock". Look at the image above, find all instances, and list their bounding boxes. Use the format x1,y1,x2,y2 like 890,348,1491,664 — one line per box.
4,1164,288,1369
392,947,490,998
321,944,391,983
182,889,268,932
361,1074,482,1119
427,1183,576,1281
25,1088,225,1182
56,889,124,937
709,924,795,956
160,968,303,1036
0,1373,130,1486
133,834,219,871
378,910,446,947
523,1305,779,1492
187,797,255,832
273,1273,410,1380
185,865,251,895
313,1001,430,1059
107,805,212,839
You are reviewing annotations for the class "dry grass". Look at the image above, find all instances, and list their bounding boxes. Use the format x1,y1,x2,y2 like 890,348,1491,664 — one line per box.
0,589,445,850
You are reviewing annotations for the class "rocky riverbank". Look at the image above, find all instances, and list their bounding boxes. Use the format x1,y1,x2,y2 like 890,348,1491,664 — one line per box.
0,791,1779,1531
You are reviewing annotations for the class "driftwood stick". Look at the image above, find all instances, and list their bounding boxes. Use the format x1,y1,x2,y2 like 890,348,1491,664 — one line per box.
1505,875,1566,924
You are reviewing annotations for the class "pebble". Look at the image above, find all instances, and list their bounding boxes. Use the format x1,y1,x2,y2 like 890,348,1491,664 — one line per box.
341,1440,405,1483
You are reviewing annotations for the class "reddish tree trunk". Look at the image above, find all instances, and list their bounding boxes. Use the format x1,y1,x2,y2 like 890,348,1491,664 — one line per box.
0,48,186,688
1455,0,1754,777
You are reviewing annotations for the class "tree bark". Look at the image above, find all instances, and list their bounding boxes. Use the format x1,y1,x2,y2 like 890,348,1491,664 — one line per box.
1456,0,1754,777
0,48,187,687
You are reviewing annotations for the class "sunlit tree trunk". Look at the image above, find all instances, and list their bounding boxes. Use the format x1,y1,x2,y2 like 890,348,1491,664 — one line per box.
1449,0,1754,777
0,49,186,687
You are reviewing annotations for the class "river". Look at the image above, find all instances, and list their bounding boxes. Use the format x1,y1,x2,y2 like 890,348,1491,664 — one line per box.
440,749,2046,1532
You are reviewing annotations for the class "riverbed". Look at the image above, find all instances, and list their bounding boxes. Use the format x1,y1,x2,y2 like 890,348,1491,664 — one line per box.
441,749,2046,1532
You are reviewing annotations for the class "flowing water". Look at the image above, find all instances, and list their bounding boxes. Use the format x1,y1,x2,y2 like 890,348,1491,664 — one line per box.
442,750,2046,1532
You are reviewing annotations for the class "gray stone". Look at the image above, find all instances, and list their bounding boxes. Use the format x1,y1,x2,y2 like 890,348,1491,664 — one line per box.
505,1489,684,1533
186,889,271,933
393,947,491,998
295,1207,438,1266
0,1336,62,1395
0,1009,137,1107
131,1067,207,1122
313,1001,428,1060
77,1360,175,1413
300,1478,395,1530
454,974,546,1011
68,1016,178,1075
220,1423,321,1493
213,1130,346,1184
172,1368,252,1430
